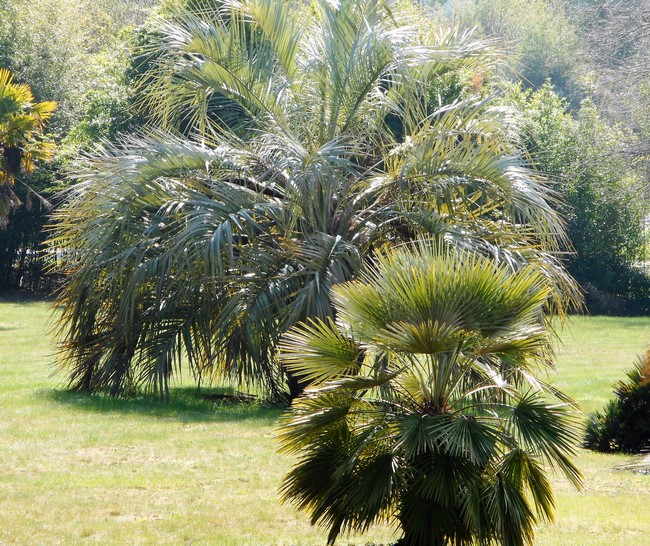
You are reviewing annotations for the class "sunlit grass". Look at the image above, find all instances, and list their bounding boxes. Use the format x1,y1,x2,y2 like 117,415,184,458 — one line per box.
0,299,395,545
553,315,650,415
0,299,648,544
535,315,650,545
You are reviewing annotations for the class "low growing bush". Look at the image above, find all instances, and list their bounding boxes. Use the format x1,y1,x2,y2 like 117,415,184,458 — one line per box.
584,351,650,453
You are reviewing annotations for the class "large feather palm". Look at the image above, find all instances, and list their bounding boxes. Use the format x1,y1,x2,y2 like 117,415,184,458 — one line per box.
52,0,578,399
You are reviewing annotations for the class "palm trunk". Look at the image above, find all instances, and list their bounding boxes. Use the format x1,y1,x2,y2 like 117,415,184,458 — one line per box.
285,367,309,401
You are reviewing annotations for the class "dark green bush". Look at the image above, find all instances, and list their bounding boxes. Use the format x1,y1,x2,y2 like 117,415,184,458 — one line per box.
584,351,650,453
504,83,650,315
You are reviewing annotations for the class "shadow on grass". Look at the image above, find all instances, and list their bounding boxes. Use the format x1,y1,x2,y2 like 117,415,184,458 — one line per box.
0,291,54,303
569,314,650,327
44,386,285,424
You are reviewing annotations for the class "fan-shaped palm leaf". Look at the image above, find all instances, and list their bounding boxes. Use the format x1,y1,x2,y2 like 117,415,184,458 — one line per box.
278,241,582,545
0,68,56,226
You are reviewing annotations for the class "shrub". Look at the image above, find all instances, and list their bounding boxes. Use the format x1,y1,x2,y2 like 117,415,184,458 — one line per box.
278,242,582,546
584,351,650,453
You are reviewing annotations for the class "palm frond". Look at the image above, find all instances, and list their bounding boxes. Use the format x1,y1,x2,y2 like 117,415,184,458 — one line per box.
278,241,582,544
53,0,580,408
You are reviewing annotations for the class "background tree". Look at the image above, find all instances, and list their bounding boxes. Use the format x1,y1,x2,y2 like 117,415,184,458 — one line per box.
440,0,582,99
574,0,650,192
505,83,649,313
0,68,56,226
0,0,157,133
52,0,577,400
0,0,161,292
278,242,582,546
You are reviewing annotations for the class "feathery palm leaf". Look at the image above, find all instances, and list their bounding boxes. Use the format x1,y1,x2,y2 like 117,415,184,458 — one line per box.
53,0,579,399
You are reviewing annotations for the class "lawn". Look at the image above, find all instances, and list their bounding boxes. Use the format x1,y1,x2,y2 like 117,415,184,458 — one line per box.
0,299,648,545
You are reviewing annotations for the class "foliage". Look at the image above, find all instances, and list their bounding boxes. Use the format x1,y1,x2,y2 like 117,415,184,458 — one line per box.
0,0,157,133
576,0,650,166
0,165,59,291
62,50,137,147
51,0,578,400
278,242,582,546
585,350,650,454
0,68,56,226
0,1,161,293
504,82,650,314
448,0,580,97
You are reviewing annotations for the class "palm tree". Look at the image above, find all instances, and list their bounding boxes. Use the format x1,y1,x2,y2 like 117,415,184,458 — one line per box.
278,241,583,546
52,0,578,399
0,68,56,226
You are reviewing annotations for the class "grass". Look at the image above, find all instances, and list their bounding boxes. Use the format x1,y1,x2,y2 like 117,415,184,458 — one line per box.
1,300,649,545
552,316,650,415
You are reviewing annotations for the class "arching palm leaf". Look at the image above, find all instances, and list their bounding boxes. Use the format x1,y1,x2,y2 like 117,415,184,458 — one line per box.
52,0,579,399
0,68,56,226
278,241,582,545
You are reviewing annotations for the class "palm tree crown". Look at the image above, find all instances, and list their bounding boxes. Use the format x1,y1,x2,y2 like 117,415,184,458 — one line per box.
0,68,56,226
278,241,582,546
52,0,578,399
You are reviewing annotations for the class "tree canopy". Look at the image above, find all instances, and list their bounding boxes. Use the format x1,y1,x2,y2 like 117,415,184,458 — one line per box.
0,68,56,226
51,0,576,400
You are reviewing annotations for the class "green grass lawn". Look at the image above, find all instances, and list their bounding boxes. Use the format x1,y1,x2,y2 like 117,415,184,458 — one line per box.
1,300,649,545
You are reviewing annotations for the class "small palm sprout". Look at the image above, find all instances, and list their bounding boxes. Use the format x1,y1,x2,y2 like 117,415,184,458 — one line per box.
278,242,582,546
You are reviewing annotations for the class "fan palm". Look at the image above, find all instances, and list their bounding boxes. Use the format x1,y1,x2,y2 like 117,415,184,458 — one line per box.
0,68,56,226
52,0,578,399
278,241,583,546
